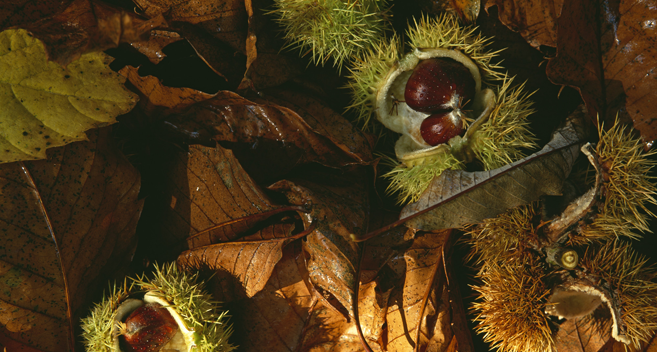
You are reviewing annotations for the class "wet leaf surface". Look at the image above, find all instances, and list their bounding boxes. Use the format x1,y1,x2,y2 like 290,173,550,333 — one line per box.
546,0,657,144
0,128,142,351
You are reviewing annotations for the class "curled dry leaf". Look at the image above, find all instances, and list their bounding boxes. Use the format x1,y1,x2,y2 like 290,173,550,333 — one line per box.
0,128,142,351
22,0,166,66
119,65,217,113
0,29,138,164
400,108,587,231
546,0,657,144
162,90,372,179
485,0,562,48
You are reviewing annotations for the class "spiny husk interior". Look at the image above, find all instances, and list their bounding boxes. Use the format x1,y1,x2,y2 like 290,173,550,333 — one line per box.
580,240,657,348
384,77,536,204
133,263,235,352
346,35,401,128
269,0,390,71
80,263,235,352
472,257,555,352
81,281,133,352
406,14,505,83
577,120,657,242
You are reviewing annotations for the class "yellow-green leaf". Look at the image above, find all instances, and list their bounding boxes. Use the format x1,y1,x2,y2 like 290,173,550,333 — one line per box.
0,28,138,164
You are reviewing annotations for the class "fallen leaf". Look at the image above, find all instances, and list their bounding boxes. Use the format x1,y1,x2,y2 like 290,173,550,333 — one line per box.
269,170,369,317
485,0,562,48
546,0,657,144
0,128,142,351
152,143,281,260
134,0,245,25
162,90,372,181
0,0,72,31
120,65,217,112
22,0,166,66
385,230,454,352
233,242,319,351
0,29,138,164
400,109,586,231
129,29,183,64
298,282,387,352
554,317,610,352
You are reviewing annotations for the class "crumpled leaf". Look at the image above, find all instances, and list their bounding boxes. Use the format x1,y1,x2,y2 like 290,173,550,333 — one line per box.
385,230,456,352
0,128,142,351
235,242,318,351
269,170,369,317
119,65,216,113
129,30,183,64
485,0,562,48
22,0,166,66
422,0,481,24
134,0,245,25
401,109,586,231
546,0,657,144
162,90,372,180
0,29,137,164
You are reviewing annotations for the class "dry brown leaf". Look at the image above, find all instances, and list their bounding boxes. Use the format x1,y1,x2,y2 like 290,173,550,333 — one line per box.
546,0,657,144
0,128,142,351
298,281,387,352
134,0,245,25
21,0,166,66
235,242,318,351
485,0,563,48
0,0,72,31
269,172,369,317
153,143,280,260
400,110,586,231
129,29,183,64
385,230,454,352
163,90,372,180
120,65,217,113
554,318,611,352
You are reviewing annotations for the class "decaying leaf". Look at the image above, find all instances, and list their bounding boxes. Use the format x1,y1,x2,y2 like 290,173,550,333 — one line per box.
400,108,587,231
0,128,142,351
0,0,72,31
0,29,138,164
129,30,183,64
546,0,657,144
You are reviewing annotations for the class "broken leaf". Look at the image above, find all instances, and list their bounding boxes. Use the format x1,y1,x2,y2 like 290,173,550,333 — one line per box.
0,128,142,350
400,109,586,231
546,0,657,144
0,29,138,164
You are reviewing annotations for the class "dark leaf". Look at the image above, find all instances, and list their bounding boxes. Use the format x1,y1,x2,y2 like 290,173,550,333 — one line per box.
401,108,587,231
546,0,657,144
0,128,142,351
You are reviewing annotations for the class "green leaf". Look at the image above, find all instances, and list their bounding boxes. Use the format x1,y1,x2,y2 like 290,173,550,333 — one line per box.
0,28,138,164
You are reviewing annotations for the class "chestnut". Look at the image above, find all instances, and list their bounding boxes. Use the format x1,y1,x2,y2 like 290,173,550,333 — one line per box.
120,303,180,352
420,112,464,146
404,58,476,113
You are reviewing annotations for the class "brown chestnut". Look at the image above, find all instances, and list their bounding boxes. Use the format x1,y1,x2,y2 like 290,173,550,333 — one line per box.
120,303,180,352
404,58,476,113
420,111,464,146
